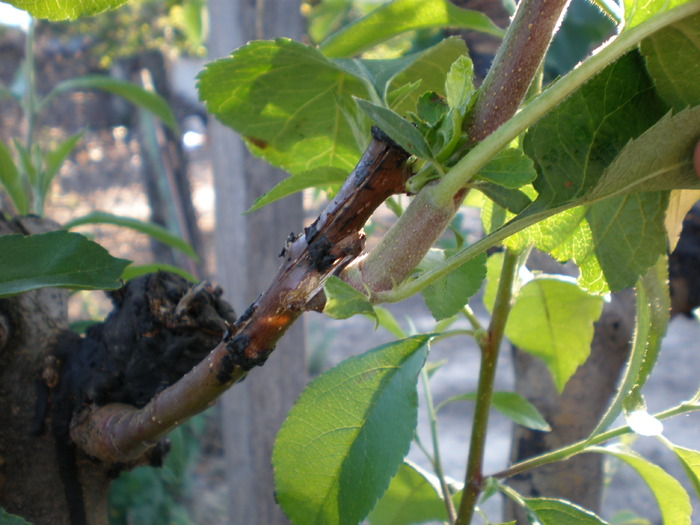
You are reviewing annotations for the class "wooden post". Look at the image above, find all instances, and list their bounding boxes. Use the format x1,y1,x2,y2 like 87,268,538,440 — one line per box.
207,0,306,523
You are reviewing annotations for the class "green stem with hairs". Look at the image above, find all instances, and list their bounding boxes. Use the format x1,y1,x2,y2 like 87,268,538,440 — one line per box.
432,0,700,210
420,368,457,522
490,398,700,481
365,0,700,305
456,249,519,525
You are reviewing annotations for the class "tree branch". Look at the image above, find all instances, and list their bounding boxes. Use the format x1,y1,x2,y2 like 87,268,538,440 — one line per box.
73,0,573,465
342,0,571,299
70,128,411,463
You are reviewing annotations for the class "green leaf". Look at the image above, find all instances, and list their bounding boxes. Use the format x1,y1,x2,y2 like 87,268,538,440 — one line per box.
42,131,84,196
12,140,36,187
5,0,128,19
641,13,700,111
475,148,537,189
491,391,551,432
667,444,700,498
334,37,468,113
120,263,197,283
64,211,198,260
518,53,676,292
445,55,475,112
199,39,369,176
47,76,177,131
248,167,348,213
482,251,504,313
373,306,406,339
273,335,431,525
438,391,551,431
505,276,604,391
0,140,28,215
388,37,469,116
525,498,609,524
590,445,692,524
623,0,689,30
586,107,700,200
609,510,652,525
0,507,32,524
421,251,487,321
525,52,667,210
585,192,669,292
356,99,434,159
587,255,669,438
479,184,532,215
318,0,503,58
666,189,700,251
513,191,669,294
367,461,450,525
170,0,206,47
0,231,130,296
323,276,375,320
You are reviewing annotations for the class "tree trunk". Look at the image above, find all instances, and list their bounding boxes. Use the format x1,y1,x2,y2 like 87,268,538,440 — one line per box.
0,216,112,524
207,0,307,523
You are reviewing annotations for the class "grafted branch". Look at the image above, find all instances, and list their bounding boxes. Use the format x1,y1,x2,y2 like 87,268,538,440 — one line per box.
73,0,571,470
70,128,411,462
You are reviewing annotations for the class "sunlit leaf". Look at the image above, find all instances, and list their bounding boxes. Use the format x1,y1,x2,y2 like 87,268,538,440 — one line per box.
666,444,700,498
591,445,691,524
506,276,604,391
623,0,690,30
587,255,669,437
666,189,700,251
368,461,450,525
373,306,406,339
421,251,487,321
323,275,375,320
273,335,431,525
445,55,475,112
525,498,609,524
5,0,128,20
248,167,348,212
319,0,503,58
120,263,197,283
199,39,369,176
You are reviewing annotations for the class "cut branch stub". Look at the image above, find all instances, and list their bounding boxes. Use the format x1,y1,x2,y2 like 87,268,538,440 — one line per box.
71,127,410,464
218,126,411,373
